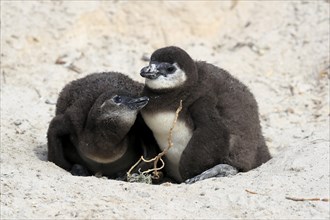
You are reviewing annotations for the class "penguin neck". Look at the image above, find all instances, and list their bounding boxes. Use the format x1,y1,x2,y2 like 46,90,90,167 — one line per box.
78,120,134,161
103,135,140,166
144,85,190,111
78,134,142,177
78,133,132,164
84,115,132,146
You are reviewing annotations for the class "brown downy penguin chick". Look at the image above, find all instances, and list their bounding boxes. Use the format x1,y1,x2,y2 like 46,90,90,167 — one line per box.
140,46,271,184
47,72,158,180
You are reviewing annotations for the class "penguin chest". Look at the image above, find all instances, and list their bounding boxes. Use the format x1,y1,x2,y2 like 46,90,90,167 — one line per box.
142,111,193,181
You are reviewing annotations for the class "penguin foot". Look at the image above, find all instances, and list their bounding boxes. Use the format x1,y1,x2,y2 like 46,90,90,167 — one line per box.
70,164,90,176
185,164,238,184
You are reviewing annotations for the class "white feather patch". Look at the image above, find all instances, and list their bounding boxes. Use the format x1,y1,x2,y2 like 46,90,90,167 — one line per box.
142,111,193,181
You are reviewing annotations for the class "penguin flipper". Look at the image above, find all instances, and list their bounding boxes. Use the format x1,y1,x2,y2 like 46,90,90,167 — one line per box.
185,164,238,184
47,114,73,171
179,98,230,180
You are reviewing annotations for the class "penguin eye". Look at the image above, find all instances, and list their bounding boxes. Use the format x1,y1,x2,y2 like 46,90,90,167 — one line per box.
113,96,122,104
166,66,175,73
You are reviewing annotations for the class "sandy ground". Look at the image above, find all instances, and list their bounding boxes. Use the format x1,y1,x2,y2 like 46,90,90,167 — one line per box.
1,1,329,219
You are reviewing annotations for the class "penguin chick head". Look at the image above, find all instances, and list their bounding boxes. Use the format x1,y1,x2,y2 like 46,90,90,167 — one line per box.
140,46,197,90
87,92,149,139
80,93,149,162
97,94,149,128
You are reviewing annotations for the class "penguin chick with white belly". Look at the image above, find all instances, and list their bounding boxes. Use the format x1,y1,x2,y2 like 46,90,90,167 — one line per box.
47,72,158,180
140,46,271,183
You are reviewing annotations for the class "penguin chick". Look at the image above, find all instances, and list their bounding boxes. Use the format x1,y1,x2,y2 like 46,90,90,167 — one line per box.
47,72,157,179
140,46,271,183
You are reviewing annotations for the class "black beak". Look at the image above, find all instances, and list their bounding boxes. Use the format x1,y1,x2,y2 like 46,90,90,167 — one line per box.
140,62,175,79
140,65,159,79
126,96,149,110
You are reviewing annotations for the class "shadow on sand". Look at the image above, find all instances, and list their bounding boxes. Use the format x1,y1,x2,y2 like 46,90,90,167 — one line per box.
34,144,48,161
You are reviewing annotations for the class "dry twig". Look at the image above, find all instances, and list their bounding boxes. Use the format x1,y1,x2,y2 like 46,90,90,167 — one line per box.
245,189,268,196
245,189,258,195
245,190,329,202
67,64,82,74
285,197,329,202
